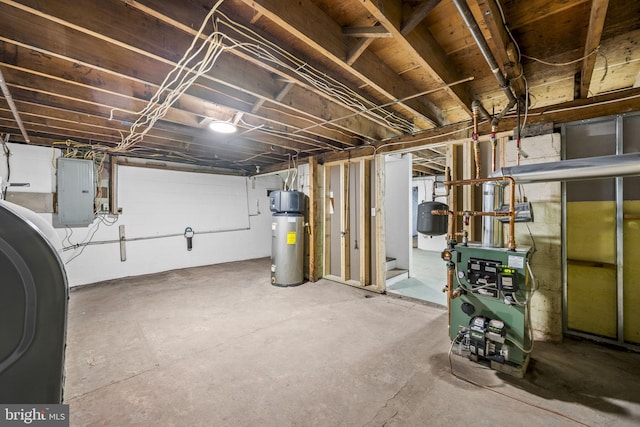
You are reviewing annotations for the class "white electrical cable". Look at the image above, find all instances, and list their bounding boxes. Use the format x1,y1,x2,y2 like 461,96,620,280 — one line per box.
215,12,416,134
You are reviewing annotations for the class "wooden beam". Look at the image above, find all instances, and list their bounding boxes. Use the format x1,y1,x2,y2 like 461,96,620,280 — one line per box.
506,0,590,30
0,2,387,147
308,156,319,282
130,0,409,137
374,155,386,292
412,164,441,175
359,159,371,286
580,0,610,98
359,0,473,118
340,162,350,281
324,164,332,280
235,0,446,127
476,0,527,98
346,38,375,66
313,87,640,162
401,0,441,36
342,26,392,38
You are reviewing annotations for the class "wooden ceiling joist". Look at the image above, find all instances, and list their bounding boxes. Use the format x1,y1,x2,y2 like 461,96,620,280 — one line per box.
342,26,392,38
476,0,527,99
0,0,637,174
359,0,474,118
235,0,446,128
0,0,393,149
412,164,442,175
580,0,610,98
401,0,442,36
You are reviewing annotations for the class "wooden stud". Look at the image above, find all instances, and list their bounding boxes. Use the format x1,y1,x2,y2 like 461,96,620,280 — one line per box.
324,165,333,279
374,155,386,292
308,156,319,282
340,162,351,281
360,159,372,286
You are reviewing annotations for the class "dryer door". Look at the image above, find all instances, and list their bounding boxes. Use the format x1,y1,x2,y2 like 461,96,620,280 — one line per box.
0,201,68,403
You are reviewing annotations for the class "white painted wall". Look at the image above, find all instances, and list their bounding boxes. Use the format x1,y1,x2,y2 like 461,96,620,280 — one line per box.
1,142,58,193
413,176,447,252
1,142,283,287
384,154,411,270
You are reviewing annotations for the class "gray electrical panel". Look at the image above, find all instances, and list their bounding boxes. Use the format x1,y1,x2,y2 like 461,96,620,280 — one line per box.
56,157,95,227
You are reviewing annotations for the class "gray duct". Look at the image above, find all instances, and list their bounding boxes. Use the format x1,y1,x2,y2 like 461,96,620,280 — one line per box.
491,152,640,183
482,181,506,247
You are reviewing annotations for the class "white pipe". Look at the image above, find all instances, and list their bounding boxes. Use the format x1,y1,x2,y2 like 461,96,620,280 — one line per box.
492,153,640,183
0,68,30,143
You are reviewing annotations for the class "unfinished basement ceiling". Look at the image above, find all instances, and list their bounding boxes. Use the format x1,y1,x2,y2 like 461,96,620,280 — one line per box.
0,0,638,175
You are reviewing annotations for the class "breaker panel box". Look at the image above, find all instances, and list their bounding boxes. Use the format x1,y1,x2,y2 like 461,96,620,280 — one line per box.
55,157,95,227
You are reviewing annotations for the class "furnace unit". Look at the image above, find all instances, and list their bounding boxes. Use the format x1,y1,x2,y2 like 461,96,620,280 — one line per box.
270,190,305,287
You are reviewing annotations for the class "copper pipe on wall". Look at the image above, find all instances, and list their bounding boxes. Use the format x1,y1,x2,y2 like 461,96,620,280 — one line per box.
472,105,480,180
490,118,499,173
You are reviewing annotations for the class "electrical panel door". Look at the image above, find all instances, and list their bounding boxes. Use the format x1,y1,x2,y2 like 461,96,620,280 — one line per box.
56,158,95,226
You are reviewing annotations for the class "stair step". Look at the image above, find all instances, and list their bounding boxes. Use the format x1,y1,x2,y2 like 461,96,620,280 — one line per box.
385,268,409,287
385,257,397,271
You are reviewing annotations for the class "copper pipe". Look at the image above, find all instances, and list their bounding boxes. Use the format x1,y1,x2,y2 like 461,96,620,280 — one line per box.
443,176,517,250
490,119,498,173
454,211,510,217
472,105,480,180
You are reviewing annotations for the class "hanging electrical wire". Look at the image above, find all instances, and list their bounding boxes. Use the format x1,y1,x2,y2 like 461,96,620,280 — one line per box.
214,11,417,135
94,0,435,168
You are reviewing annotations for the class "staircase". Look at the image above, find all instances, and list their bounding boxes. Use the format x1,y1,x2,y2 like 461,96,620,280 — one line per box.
385,256,409,287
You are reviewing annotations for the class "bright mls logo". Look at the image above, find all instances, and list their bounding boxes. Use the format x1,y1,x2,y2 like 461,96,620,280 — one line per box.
0,405,69,426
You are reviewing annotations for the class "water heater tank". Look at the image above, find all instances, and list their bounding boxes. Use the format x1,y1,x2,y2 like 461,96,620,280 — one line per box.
417,201,449,236
271,213,304,286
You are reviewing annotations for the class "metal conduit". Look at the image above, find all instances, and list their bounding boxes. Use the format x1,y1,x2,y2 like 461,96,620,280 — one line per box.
491,152,640,183
0,68,30,144
453,0,518,106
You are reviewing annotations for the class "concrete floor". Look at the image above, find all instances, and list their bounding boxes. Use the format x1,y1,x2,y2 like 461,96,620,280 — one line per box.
65,258,640,426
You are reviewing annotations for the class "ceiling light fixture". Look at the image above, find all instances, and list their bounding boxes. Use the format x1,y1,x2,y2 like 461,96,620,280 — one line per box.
209,120,237,134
